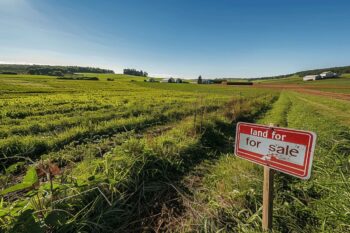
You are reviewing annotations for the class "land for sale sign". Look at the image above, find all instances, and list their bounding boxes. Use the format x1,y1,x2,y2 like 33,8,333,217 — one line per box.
234,122,317,179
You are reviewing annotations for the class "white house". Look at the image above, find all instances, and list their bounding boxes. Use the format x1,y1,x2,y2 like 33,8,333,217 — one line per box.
303,75,321,81
320,71,336,79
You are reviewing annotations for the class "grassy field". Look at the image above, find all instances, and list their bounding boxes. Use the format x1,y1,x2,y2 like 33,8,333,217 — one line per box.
0,74,349,232
177,92,350,232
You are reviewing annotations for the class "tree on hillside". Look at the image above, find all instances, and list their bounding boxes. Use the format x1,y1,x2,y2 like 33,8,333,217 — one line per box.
123,68,148,77
197,75,202,84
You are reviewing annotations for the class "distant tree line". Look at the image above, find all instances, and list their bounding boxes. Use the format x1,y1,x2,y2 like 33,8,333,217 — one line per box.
123,68,148,77
27,65,114,76
0,64,114,76
295,66,350,77
0,64,29,73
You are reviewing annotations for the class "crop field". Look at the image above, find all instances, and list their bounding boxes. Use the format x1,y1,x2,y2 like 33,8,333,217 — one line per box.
0,74,349,232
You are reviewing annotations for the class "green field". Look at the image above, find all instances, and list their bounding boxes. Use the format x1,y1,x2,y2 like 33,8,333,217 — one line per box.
0,74,349,232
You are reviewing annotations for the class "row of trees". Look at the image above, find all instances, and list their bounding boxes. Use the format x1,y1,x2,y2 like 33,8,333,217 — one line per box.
27,65,114,76
123,69,148,77
0,64,114,76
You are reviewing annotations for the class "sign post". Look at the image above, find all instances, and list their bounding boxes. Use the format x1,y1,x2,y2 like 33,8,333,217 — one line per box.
262,123,276,231
234,122,317,231
262,166,274,230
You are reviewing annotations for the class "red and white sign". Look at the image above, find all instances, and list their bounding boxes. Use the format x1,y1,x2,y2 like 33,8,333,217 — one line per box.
235,122,316,179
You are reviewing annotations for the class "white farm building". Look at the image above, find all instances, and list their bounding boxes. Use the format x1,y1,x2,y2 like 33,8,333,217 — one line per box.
303,75,321,81
320,71,337,78
303,71,337,81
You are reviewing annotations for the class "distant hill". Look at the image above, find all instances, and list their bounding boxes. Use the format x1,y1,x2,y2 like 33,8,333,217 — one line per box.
0,64,114,76
250,65,350,81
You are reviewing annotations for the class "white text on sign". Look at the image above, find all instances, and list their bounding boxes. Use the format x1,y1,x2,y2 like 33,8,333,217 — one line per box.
235,122,316,179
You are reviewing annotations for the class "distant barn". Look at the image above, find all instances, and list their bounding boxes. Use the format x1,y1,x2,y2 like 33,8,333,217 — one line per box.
303,75,321,81
320,71,337,79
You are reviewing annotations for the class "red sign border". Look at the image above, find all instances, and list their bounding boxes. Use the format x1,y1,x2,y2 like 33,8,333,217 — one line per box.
234,122,317,180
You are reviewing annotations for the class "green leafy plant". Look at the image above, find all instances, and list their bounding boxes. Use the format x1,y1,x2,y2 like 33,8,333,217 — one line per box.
1,167,38,195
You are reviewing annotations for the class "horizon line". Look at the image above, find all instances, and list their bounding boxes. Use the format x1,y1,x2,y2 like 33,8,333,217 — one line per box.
1,61,349,80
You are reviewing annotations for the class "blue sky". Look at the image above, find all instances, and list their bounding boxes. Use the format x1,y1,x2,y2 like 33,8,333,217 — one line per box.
0,0,349,78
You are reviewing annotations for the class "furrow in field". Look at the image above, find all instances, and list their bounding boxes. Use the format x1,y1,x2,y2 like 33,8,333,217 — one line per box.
42,110,233,232
1,103,113,119
0,101,189,138
0,93,278,232
0,102,222,167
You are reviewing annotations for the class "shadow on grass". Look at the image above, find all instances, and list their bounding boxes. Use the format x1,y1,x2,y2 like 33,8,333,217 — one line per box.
14,97,278,233
113,102,275,232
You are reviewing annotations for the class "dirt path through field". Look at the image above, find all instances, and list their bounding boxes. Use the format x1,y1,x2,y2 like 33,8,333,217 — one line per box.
293,89,350,101
256,84,350,101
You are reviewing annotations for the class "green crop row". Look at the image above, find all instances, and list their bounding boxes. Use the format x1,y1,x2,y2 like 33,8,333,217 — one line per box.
0,91,277,232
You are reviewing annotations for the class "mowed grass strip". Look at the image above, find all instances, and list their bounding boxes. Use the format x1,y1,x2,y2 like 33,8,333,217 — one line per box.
178,91,350,232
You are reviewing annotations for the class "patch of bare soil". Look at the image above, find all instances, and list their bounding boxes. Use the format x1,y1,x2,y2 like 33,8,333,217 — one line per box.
256,84,350,101
293,89,350,101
